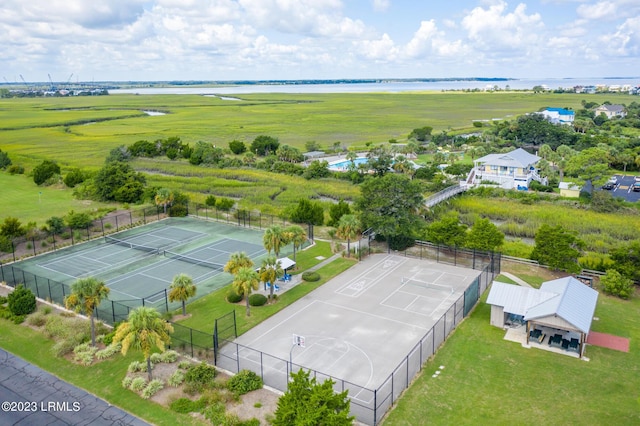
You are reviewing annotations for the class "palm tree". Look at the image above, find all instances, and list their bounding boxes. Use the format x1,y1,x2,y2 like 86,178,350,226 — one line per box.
224,251,254,275
259,256,283,301
263,225,287,257
154,188,174,214
65,277,110,347
232,266,260,316
284,225,307,262
336,214,361,258
168,273,196,316
113,307,174,381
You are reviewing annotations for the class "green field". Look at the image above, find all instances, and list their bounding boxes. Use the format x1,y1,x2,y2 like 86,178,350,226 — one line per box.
3,92,638,170
0,172,113,224
383,289,640,425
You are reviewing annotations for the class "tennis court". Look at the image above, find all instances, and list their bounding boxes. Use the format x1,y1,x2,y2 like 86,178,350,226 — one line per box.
9,217,274,304
222,254,479,404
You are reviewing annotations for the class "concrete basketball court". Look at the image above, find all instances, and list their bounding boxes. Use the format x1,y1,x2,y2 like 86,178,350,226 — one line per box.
231,254,480,393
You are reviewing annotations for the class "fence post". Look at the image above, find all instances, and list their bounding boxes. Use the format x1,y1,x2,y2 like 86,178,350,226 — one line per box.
190,329,194,357
32,237,36,256
115,216,119,232
112,301,116,323
33,275,40,298
52,234,56,250
164,289,168,312
129,211,133,226
373,389,377,425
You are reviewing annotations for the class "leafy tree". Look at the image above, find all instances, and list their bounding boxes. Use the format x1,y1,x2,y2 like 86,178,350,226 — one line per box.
276,144,303,163
232,266,260,317
63,168,86,188
600,269,633,299
356,174,424,249
259,256,283,300
263,225,288,257
168,273,196,316
413,164,438,180
94,161,146,203
408,126,433,142
290,199,324,226
65,210,92,229
0,149,12,169
304,141,321,152
45,216,66,235
392,155,414,176
128,140,158,157
336,214,361,257
229,140,247,155
205,195,217,207
113,307,174,381
530,224,584,273
215,197,235,211
65,277,110,346
154,188,174,214
426,214,467,247
224,252,254,275
250,135,280,156
367,145,393,177
273,369,354,426
303,160,331,180
189,141,224,165
465,218,504,251
565,147,609,188
105,145,131,163
609,241,640,283
328,199,351,227
8,284,36,316
33,159,60,185
284,225,306,262
0,217,25,239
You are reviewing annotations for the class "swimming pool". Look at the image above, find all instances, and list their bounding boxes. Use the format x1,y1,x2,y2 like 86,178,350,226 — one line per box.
328,157,369,171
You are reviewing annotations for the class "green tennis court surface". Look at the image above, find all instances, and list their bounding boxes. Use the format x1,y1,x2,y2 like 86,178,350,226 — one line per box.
10,217,281,306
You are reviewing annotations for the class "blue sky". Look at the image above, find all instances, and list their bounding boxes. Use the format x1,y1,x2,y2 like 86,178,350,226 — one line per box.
1,0,638,82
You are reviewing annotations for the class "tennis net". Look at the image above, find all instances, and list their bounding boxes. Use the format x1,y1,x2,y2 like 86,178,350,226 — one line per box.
164,250,224,271
105,236,160,254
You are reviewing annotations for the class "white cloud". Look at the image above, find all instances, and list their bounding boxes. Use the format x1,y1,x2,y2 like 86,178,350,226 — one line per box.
461,1,544,50
576,1,618,20
372,0,391,12
598,16,640,56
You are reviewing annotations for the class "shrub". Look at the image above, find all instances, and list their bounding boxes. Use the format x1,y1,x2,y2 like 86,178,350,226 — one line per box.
8,284,36,316
141,379,164,399
205,195,217,207
51,339,77,357
130,377,147,392
160,350,179,363
600,269,634,299
170,397,200,414
7,164,24,175
26,311,47,327
301,271,320,282
12,315,25,324
185,362,217,386
128,361,149,373
122,377,133,389
216,197,235,211
227,290,243,303
0,295,7,304
168,370,185,387
150,353,162,364
178,360,192,370
33,160,60,185
203,402,227,425
95,342,122,360
248,294,267,307
227,370,263,395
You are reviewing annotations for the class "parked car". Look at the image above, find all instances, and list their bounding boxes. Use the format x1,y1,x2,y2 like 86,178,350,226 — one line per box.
602,177,617,190
633,182,640,192
635,175,640,182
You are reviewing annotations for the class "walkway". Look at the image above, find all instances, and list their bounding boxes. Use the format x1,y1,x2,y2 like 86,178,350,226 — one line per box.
587,331,630,352
500,271,533,288
0,347,148,426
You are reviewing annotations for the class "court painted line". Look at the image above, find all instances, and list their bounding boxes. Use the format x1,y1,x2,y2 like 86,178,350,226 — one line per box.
139,272,172,284
37,264,80,281
244,300,318,347
318,300,430,331
335,255,407,297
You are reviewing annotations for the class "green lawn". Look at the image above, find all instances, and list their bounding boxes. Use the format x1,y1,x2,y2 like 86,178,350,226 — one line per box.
382,291,640,425
0,318,204,426
0,172,113,224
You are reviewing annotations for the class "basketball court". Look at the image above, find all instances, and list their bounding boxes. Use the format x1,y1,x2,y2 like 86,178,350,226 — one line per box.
222,254,480,403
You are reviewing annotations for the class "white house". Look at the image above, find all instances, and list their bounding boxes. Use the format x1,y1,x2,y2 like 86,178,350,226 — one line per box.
486,277,598,358
468,148,544,190
594,104,626,119
539,108,575,125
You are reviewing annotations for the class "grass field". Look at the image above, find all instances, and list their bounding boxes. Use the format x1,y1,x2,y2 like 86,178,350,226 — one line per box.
3,92,638,170
382,289,640,425
0,172,113,224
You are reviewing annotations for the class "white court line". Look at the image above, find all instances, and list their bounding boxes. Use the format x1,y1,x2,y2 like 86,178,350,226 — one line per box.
245,300,318,347
139,272,172,284
377,269,442,309
319,300,430,331
76,255,110,267
37,264,81,280
335,255,407,297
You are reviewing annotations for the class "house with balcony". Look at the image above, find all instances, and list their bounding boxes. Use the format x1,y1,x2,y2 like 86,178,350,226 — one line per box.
467,148,544,190
539,107,575,125
594,104,626,119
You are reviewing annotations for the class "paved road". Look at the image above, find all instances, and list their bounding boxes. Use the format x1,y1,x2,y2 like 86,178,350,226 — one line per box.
599,174,640,202
0,347,149,426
